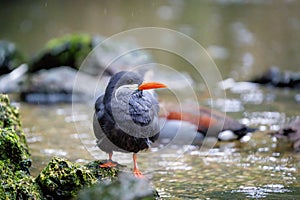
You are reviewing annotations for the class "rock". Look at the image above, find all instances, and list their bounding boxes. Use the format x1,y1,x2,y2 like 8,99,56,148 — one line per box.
0,161,43,199
0,94,31,170
84,160,122,182
0,63,28,93
29,33,153,75
251,66,300,89
29,34,97,73
21,33,154,103
20,66,108,104
36,157,97,199
77,173,158,200
0,40,26,75
0,94,41,198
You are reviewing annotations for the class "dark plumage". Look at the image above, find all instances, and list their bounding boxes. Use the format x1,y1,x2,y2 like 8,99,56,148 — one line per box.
93,71,166,177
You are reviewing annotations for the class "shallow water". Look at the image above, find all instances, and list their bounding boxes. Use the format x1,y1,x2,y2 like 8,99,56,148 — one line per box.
18,84,300,199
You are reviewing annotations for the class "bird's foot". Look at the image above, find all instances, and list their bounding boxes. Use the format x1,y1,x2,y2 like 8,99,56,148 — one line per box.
100,160,117,168
133,168,145,178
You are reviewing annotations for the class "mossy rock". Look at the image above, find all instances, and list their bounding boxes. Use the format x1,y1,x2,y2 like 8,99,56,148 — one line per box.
0,94,28,146
0,40,26,75
84,160,123,182
0,127,31,172
0,94,31,172
29,34,99,73
0,160,43,200
36,157,97,199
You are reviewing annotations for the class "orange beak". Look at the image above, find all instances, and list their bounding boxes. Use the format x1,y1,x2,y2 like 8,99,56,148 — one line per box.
138,82,167,91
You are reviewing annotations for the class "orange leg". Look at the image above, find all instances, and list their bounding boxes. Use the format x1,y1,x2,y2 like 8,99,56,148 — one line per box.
133,153,145,178
100,152,117,168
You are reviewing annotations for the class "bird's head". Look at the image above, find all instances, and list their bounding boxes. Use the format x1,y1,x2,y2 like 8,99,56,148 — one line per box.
104,71,167,103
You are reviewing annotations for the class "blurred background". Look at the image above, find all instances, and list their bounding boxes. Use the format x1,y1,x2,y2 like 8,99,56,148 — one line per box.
1,0,299,80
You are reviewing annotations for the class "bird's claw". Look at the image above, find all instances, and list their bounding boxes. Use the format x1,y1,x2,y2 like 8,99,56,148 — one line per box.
100,161,117,168
133,169,145,178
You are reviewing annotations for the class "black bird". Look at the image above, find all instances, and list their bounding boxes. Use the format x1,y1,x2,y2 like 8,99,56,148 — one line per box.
93,71,167,177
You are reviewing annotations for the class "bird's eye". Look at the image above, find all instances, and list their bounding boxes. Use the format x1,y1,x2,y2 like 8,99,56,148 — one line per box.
127,79,133,84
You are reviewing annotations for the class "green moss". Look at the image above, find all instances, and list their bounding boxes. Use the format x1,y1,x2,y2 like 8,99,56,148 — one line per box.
29,33,94,72
0,94,28,147
0,161,43,200
84,160,123,182
0,128,31,171
0,94,39,199
0,94,31,172
36,157,97,199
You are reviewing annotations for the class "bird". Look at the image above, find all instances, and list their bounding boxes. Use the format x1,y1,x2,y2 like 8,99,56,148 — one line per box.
164,106,256,142
93,71,167,177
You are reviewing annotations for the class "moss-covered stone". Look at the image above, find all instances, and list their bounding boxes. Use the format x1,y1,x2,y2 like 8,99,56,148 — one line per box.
36,157,97,199
0,128,31,172
0,160,43,200
0,94,40,199
0,94,31,172
84,160,123,182
29,34,97,73
0,94,28,147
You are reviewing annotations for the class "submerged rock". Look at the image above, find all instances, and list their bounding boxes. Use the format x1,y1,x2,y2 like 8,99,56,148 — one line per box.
0,40,26,75
77,173,157,200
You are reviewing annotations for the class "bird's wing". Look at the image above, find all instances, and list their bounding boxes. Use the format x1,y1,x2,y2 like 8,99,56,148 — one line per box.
129,91,159,126
95,95,105,120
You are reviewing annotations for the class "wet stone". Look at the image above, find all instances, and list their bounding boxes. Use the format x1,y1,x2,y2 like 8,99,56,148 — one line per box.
77,173,158,200
36,157,97,199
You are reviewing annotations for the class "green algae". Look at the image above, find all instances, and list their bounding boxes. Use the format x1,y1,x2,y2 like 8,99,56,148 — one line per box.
84,160,122,182
0,127,31,172
36,157,97,199
0,94,28,148
0,94,40,199
0,161,43,200
0,94,31,171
